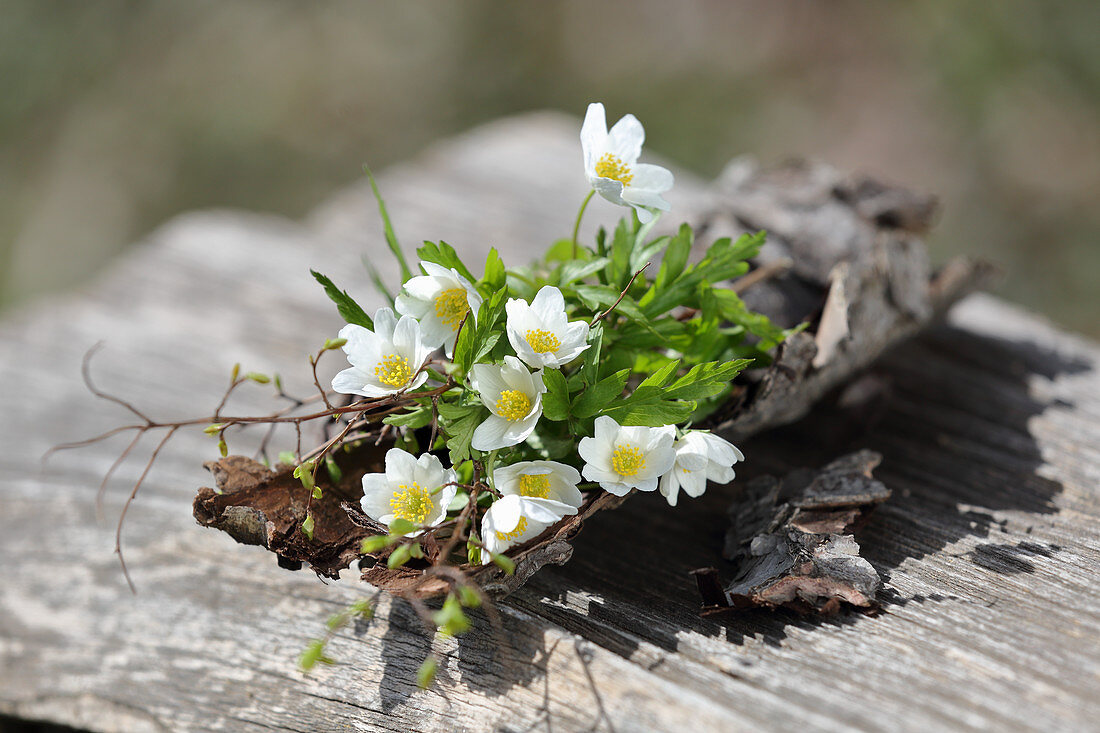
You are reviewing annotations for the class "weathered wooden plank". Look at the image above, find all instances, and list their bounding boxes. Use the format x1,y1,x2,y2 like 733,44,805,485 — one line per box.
1,113,1098,732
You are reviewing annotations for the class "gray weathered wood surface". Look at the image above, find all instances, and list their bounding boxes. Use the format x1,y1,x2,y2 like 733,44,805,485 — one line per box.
2,113,1098,732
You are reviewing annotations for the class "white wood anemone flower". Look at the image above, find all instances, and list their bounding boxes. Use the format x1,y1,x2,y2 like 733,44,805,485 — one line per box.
469,356,546,451
505,286,590,369
331,307,432,398
580,102,674,224
360,448,458,537
394,261,483,354
494,459,584,521
658,431,745,507
578,415,676,496
479,493,572,563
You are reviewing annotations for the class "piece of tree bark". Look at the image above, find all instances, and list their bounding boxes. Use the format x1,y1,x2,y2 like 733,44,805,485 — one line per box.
192,158,992,599
695,450,890,614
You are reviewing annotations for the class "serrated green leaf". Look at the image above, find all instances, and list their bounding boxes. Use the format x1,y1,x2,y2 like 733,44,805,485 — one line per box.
311,270,373,329
437,402,484,464
481,247,506,293
572,368,629,419
541,369,570,421
417,240,477,284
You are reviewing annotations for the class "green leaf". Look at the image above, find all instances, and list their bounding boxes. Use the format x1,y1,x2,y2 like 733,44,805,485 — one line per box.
245,372,270,384
383,406,434,429
387,543,413,569
541,369,570,422
560,257,611,286
360,535,393,554
311,270,373,329
481,247,506,293
324,457,343,484
490,551,516,575
388,518,417,536
609,218,635,287
432,594,471,636
601,359,751,426
572,368,629,419
655,224,692,288
323,337,348,351
456,584,482,608
580,322,604,386
467,533,482,565
629,235,670,274
417,240,477,284
417,656,438,690
298,639,335,672
545,238,582,262
278,450,296,466
301,514,315,540
364,164,411,281
437,402,484,464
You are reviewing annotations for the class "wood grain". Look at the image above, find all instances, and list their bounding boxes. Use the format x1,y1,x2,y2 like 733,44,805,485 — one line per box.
1,112,1098,732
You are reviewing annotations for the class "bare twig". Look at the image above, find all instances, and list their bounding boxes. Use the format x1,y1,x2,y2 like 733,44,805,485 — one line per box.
589,263,649,327
115,426,177,594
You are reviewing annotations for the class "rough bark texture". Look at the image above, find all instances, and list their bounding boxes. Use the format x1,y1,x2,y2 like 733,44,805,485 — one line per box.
2,113,1098,732
702,449,890,613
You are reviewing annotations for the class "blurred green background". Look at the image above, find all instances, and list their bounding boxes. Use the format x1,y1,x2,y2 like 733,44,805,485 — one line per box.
2,1,1097,334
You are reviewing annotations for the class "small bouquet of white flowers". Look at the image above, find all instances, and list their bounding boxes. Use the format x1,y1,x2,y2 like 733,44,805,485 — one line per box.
77,103,803,682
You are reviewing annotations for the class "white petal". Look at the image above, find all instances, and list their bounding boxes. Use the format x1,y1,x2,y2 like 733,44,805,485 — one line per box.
592,177,626,206
628,164,674,194
499,411,540,447
470,364,509,407
580,103,609,172
402,274,444,302
372,307,399,341
599,479,634,497
659,471,681,507
390,315,422,362
360,473,393,521
471,415,512,452
489,494,523,534
697,431,745,464
419,316,454,351
621,187,672,213
517,497,577,524
384,448,420,483
530,286,566,324
548,479,584,508
591,415,620,444
606,113,644,164
331,366,374,396
633,475,660,492
420,261,454,280
679,468,708,498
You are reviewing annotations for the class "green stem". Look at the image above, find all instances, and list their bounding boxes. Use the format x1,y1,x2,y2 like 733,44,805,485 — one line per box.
571,189,596,259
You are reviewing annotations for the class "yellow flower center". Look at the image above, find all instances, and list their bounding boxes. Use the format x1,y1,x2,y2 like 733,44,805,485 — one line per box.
518,473,551,498
525,329,561,354
495,515,529,542
611,445,646,477
374,353,412,388
495,390,531,421
595,152,634,185
389,482,432,525
434,287,469,331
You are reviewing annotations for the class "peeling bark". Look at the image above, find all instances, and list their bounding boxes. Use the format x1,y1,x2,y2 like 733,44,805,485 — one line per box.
696,450,890,614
